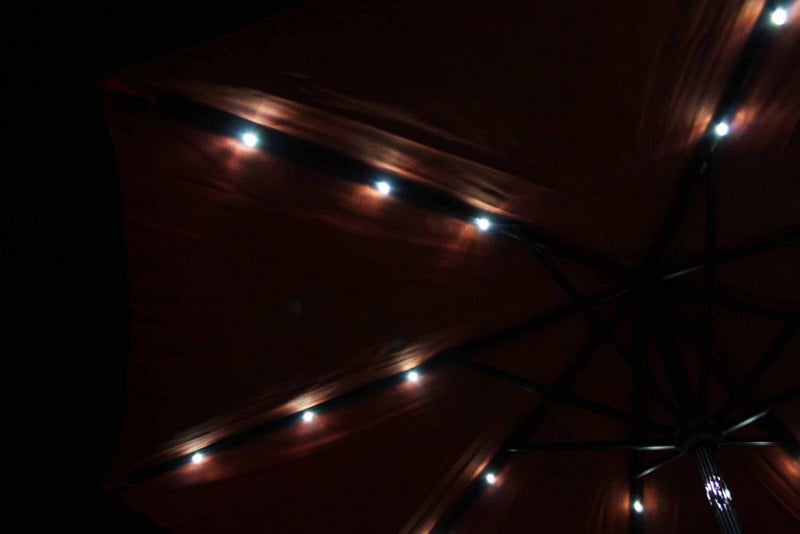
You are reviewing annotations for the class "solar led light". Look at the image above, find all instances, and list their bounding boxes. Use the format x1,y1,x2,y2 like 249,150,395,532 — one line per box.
770,7,788,26
474,217,491,231
241,132,259,147
704,475,733,510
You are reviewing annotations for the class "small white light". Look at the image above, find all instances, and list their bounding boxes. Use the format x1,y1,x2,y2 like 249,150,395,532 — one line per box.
704,475,733,510
713,121,730,137
485,472,497,485
407,370,420,382
474,217,491,232
633,499,644,513
191,452,204,464
375,181,392,196
241,132,259,147
770,7,788,26
302,410,316,423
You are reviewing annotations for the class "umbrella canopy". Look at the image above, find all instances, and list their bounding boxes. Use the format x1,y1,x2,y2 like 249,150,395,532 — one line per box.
100,1,799,531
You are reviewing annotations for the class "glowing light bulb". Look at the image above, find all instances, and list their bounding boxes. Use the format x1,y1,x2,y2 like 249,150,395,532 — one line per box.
633,499,644,513
302,410,316,423
713,121,730,137
241,132,259,147
485,472,497,484
704,475,733,510
191,452,204,464
474,217,491,231
407,370,420,382
375,181,392,195
770,7,788,26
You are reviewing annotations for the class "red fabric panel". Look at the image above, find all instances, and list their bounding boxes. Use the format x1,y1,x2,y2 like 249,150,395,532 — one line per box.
102,0,800,531
109,1,782,267
104,104,620,480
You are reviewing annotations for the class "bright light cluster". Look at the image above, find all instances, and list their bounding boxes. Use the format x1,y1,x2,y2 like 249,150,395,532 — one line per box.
302,410,316,423
191,452,205,464
375,180,392,196
770,7,788,26
632,499,644,514
406,369,420,382
485,472,497,485
713,121,730,137
241,132,259,147
474,217,491,232
704,475,733,510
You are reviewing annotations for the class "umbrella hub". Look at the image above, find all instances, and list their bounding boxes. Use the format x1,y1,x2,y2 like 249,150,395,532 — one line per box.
679,418,722,453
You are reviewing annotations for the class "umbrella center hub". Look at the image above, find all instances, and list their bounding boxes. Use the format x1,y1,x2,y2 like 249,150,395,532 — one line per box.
679,419,722,453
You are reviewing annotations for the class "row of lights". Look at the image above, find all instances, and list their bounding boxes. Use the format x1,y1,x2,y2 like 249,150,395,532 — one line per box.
186,2,791,514
188,367,500,483
627,5,790,517
238,133,495,233
709,6,789,140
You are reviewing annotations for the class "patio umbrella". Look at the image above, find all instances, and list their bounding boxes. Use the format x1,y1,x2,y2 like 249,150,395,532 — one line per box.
99,1,799,531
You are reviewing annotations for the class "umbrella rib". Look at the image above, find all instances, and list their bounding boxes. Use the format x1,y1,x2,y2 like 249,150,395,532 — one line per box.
643,147,714,269
701,153,718,414
720,437,776,447
508,298,633,439
436,305,660,532
716,318,799,423
507,232,682,422
633,450,685,480
449,356,672,436
513,224,631,277
629,311,646,534
659,231,800,282
667,301,800,456
667,281,798,320
723,385,800,435
647,293,696,421
508,440,676,452
448,286,630,361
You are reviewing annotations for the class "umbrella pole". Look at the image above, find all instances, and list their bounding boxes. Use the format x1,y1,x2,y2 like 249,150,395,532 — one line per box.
694,446,742,534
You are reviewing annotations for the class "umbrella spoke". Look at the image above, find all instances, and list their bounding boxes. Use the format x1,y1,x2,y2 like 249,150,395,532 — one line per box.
701,154,718,414
723,385,800,435
720,438,776,447
509,234,681,421
648,294,696,420
668,281,798,320
508,440,676,452
449,356,673,436
716,319,799,422
513,224,631,277
659,232,800,282
667,302,800,453
633,450,685,480
447,286,629,361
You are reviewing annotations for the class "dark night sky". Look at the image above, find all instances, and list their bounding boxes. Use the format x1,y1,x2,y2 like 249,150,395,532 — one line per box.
3,5,297,528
